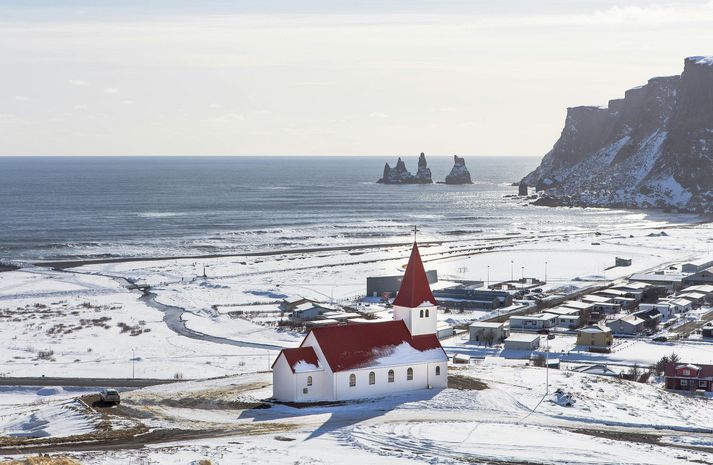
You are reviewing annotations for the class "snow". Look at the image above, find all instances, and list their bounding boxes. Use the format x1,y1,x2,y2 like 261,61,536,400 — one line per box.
370,342,446,366
293,360,321,372
0,399,98,439
689,56,713,66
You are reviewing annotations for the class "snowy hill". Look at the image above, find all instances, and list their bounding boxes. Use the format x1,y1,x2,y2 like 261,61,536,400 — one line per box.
523,56,713,212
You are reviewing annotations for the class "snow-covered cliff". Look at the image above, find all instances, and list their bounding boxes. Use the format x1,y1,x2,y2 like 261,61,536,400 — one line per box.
523,56,713,212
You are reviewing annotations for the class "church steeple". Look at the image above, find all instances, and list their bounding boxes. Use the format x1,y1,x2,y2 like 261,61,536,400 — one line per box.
392,240,438,336
393,241,437,308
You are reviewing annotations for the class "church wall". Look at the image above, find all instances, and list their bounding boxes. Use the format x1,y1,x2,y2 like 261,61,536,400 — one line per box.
333,361,447,401
272,354,297,402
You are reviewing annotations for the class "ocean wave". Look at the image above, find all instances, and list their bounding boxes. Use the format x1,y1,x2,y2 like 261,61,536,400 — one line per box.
137,212,190,218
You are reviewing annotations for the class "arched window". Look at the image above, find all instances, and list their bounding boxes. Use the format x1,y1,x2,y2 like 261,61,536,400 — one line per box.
388,369,395,383
419,309,424,318
349,373,356,387
369,371,375,385
435,366,441,376
407,367,414,381
307,376,313,386
425,309,430,317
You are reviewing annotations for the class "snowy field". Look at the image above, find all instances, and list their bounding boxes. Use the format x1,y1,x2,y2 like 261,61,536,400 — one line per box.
1,362,711,464
2,219,713,463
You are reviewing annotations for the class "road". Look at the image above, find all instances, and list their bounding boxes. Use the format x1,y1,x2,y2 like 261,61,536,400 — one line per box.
0,377,183,388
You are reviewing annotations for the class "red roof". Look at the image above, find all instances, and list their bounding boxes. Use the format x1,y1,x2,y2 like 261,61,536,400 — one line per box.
664,362,713,378
393,242,437,308
304,320,445,372
272,346,320,373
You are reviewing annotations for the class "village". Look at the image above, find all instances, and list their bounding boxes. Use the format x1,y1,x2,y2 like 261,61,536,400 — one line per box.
2,225,713,464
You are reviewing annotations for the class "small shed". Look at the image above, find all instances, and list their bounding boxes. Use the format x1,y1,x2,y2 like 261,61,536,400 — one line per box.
503,333,541,351
469,321,509,345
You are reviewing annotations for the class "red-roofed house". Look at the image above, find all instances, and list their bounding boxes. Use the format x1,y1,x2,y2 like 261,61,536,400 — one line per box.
664,362,713,393
272,241,448,402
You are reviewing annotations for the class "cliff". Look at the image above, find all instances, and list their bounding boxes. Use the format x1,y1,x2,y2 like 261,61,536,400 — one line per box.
445,155,473,184
378,153,433,184
522,56,713,212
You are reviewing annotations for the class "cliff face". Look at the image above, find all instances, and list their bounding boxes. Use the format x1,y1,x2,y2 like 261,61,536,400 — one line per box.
523,57,713,212
378,153,433,184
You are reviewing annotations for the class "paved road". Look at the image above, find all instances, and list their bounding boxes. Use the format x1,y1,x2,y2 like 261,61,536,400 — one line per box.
0,377,183,388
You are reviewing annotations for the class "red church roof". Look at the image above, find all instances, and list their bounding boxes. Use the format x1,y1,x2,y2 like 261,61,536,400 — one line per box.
392,242,438,308
305,320,445,372
272,346,320,373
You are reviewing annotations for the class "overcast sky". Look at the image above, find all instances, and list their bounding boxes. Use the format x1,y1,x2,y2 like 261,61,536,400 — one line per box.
1,0,712,156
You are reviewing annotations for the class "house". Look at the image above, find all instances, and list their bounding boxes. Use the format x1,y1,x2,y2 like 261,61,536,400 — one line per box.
638,302,674,320
320,311,362,321
581,294,621,314
576,325,613,349
594,290,637,309
289,302,336,320
503,333,540,351
366,270,438,299
436,323,455,340
662,298,693,313
606,314,647,335
681,256,713,273
572,364,619,377
272,241,448,402
683,284,713,297
615,257,632,267
664,363,713,392
433,286,513,310
543,307,582,329
676,292,707,306
561,300,595,314
682,267,713,286
281,296,315,312
702,324,713,339
633,308,662,327
630,272,685,292
508,313,558,331
469,321,509,345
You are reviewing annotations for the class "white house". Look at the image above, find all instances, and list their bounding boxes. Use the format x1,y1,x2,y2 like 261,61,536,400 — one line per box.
638,302,674,320
503,333,541,351
272,241,448,402
509,313,558,330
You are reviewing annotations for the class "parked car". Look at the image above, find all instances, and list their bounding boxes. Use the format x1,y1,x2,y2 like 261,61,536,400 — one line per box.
99,388,121,405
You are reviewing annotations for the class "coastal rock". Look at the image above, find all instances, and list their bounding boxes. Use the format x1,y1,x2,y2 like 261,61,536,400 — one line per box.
518,182,528,196
378,153,433,184
445,155,473,184
522,56,713,211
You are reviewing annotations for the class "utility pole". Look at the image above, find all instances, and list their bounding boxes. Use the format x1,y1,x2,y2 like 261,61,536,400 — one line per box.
545,335,550,395
545,261,548,283
510,260,514,282
487,265,490,288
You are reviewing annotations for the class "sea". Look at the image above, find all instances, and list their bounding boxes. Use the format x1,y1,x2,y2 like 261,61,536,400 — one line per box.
0,156,689,262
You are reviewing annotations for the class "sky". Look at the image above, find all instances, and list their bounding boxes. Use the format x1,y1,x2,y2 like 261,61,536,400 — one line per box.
1,0,712,156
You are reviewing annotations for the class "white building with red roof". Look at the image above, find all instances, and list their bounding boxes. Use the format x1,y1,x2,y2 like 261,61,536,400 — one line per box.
272,241,448,402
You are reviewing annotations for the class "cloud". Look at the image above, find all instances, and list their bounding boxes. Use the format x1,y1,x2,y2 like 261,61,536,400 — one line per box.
369,112,388,118
104,87,119,93
14,95,29,101
208,112,246,123
73,104,88,110
68,79,90,86
121,100,134,105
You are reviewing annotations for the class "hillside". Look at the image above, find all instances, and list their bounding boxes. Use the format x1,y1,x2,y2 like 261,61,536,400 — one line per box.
523,57,713,212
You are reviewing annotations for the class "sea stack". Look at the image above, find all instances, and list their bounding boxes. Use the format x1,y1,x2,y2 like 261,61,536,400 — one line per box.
378,153,433,184
445,155,473,184
518,181,528,196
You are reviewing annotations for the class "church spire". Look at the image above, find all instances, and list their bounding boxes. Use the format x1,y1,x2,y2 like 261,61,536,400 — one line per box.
393,241,437,308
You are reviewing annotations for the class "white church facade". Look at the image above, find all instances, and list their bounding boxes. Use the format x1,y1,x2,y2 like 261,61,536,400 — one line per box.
272,241,448,402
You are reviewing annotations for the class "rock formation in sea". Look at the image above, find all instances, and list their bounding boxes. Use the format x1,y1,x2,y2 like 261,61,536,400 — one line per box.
518,181,528,196
521,56,713,212
377,153,433,184
445,155,473,184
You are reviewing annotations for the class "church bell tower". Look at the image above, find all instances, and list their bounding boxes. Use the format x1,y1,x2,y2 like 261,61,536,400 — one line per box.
392,239,438,336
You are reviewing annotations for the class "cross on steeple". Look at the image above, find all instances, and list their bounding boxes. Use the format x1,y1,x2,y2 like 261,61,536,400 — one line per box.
411,225,420,242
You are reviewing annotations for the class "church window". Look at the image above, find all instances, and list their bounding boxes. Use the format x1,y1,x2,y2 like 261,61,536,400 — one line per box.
419,309,424,318
349,373,356,387
369,371,375,385
425,309,430,317
307,376,312,386
407,367,414,381
388,369,394,383
435,366,441,376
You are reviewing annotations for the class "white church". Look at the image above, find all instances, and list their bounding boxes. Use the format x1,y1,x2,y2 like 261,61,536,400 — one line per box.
272,241,448,402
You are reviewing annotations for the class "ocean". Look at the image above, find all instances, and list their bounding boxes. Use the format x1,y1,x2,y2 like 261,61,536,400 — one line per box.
0,156,685,262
